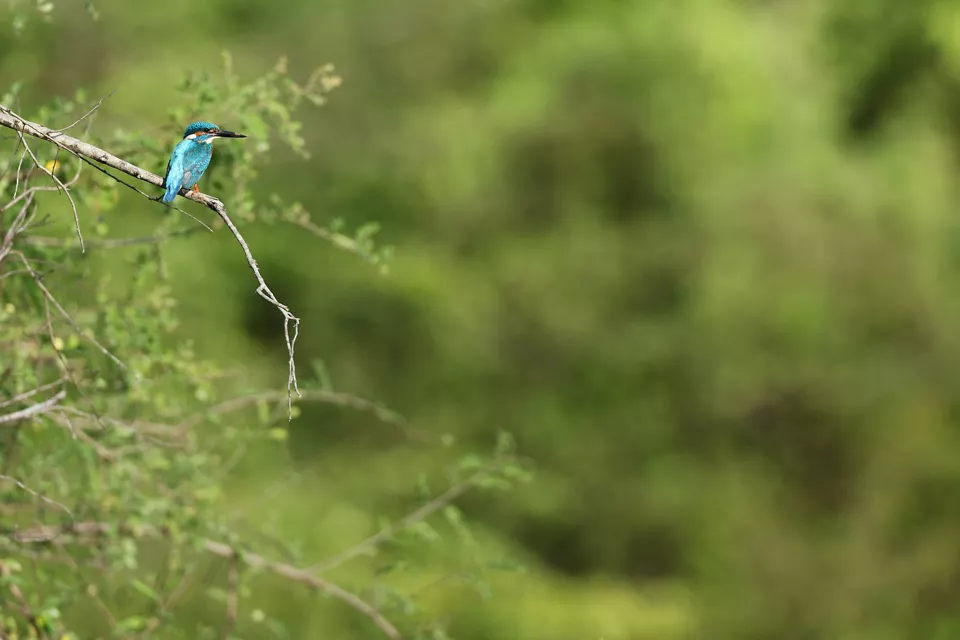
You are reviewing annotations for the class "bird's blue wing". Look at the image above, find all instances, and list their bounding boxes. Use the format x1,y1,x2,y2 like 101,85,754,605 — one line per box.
161,143,185,203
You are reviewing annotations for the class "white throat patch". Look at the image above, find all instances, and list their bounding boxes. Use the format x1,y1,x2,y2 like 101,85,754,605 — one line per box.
185,132,214,144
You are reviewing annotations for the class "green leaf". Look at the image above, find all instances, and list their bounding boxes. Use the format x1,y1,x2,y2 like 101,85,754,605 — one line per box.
374,560,407,576
486,558,526,573
130,579,160,602
116,616,148,632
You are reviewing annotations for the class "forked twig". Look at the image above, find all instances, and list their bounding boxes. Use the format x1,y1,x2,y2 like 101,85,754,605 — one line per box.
0,473,75,540
0,562,49,639
8,522,403,639
0,389,67,425
0,378,66,410
221,553,240,640
0,104,301,418
11,122,84,251
309,466,494,575
13,251,126,370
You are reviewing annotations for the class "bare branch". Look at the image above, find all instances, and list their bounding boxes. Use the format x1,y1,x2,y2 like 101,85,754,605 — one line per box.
11,127,84,251
0,472,74,537
0,104,300,418
0,562,49,639
13,147,26,198
0,188,36,266
221,553,240,640
208,540,402,639
55,405,185,440
9,522,403,639
13,251,126,370
308,466,493,575
48,411,118,460
0,389,66,425
177,388,416,437
24,225,206,249
49,89,115,134
0,378,66,410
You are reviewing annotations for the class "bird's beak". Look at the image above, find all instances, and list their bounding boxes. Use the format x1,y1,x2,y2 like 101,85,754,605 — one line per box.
213,129,246,139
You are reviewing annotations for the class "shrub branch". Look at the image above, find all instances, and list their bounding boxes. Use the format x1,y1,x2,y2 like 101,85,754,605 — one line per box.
9,522,403,639
0,104,301,418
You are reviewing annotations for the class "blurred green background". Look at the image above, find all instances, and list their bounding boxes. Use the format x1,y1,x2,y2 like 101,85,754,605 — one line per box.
6,0,960,637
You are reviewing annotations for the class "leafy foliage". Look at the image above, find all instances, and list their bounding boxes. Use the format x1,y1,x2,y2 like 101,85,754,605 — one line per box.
7,0,960,638
0,52,527,640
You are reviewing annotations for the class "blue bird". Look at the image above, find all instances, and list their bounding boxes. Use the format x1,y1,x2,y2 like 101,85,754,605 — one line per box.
160,121,246,203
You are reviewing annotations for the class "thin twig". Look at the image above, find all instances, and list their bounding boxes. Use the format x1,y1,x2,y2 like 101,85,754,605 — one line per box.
13,147,26,199
49,89,115,134
221,552,239,640
64,150,213,231
0,389,66,425
43,533,122,633
39,289,117,443
178,388,413,435
13,251,126,370
55,405,184,440
9,522,403,639
208,540,402,639
11,127,84,251
0,379,66,410
0,188,35,265
48,411,117,460
24,226,206,249
0,562,48,639
0,104,299,418
308,467,492,575
0,472,74,532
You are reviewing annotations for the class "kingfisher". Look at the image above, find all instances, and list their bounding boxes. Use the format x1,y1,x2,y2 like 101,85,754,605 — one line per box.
160,121,246,203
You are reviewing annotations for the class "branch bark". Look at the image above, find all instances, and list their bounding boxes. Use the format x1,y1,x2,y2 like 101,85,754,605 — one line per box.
8,522,403,639
0,389,66,425
221,552,239,640
0,105,301,419
0,562,48,639
308,466,492,575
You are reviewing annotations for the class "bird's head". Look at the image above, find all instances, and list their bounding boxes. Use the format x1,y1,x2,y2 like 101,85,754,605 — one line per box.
182,121,246,145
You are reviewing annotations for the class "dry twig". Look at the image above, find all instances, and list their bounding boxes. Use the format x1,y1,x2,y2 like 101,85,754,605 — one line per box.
13,250,126,370
0,562,48,639
309,466,494,575
221,552,240,640
178,388,416,437
0,389,66,425
0,378,65,410
9,522,403,639
0,473,74,540
0,104,301,418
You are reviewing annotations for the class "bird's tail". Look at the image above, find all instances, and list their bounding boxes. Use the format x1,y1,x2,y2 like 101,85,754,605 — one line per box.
160,182,179,203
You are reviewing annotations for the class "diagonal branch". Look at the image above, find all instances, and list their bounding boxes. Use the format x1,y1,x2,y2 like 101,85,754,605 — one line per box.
0,389,67,425
8,522,402,639
204,541,402,640
24,225,206,249
13,251,126,370
176,388,416,437
0,472,74,535
0,104,301,419
0,378,66,410
0,562,49,639
308,466,494,575
221,552,240,640
10,127,84,251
